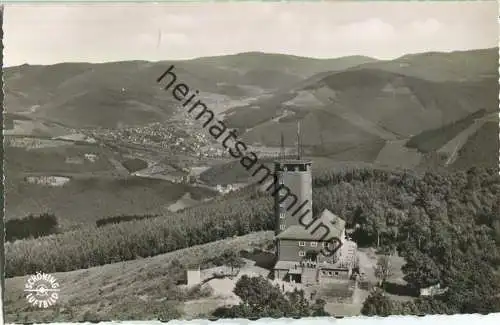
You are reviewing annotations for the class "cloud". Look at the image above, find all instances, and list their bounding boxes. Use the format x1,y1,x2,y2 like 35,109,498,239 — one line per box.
162,14,197,29
278,11,295,25
337,18,396,41
161,32,189,45
3,2,497,66
410,19,442,36
310,18,396,44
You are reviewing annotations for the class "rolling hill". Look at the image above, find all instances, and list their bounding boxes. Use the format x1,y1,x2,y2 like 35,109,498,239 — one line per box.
450,120,499,170
215,49,497,171
3,53,377,129
3,48,497,174
350,48,498,82
223,69,497,140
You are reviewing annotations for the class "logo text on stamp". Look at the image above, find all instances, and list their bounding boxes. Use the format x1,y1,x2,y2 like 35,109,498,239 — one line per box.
24,272,60,308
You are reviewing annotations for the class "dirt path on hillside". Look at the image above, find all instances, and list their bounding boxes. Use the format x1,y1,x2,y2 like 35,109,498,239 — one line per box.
168,192,200,212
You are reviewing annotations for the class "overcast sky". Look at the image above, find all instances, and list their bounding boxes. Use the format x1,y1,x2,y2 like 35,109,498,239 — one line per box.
3,1,498,67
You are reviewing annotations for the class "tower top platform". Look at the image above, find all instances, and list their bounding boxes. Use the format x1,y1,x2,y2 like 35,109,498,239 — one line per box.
274,159,312,165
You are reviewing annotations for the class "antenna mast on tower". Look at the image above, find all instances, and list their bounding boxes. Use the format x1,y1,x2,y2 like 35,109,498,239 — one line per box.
280,131,285,161
296,121,301,160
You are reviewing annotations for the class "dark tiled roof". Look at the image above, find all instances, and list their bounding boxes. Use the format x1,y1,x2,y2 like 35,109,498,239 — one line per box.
276,209,346,241
276,225,323,241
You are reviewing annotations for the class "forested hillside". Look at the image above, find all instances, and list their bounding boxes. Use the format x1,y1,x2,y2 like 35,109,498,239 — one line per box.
6,166,499,315
360,167,500,314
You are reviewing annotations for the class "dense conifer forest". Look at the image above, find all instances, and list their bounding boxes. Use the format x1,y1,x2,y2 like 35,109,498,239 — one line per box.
5,213,59,242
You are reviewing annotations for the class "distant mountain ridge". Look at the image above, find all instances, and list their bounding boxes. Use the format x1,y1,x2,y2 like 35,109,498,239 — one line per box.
4,52,379,128
223,67,497,146
3,48,498,170
356,48,498,82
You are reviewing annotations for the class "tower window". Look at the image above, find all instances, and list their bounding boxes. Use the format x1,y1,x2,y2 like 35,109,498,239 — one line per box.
279,212,286,219
280,224,286,230
310,242,317,247
298,241,305,247
298,251,305,257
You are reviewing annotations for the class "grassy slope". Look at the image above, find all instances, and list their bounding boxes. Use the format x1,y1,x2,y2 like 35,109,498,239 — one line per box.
406,109,489,153
238,108,384,152
4,231,273,323
319,71,496,134
451,121,500,170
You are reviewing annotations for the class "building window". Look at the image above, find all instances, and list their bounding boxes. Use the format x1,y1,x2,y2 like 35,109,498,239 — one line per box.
327,271,333,276
280,224,285,230
298,241,305,247
298,251,305,257
334,272,339,276
310,242,317,247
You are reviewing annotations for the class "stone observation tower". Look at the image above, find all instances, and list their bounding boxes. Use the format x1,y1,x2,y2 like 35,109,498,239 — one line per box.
272,122,357,285
274,121,313,234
